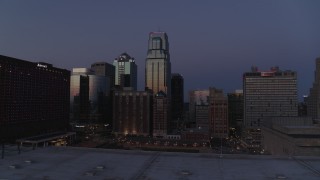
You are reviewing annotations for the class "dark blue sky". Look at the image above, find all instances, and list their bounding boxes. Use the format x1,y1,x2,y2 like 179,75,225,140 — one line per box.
1,0,320,101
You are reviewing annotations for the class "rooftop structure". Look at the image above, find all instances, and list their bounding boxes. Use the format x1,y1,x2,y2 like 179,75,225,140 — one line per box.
1,147,320,179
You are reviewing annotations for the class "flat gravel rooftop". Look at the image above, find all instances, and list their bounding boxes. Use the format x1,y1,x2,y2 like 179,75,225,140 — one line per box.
1,147,320,179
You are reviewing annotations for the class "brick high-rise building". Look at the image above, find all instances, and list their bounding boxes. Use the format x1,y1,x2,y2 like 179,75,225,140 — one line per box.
153,91,170,138
113,90,153,136
209,87,228,138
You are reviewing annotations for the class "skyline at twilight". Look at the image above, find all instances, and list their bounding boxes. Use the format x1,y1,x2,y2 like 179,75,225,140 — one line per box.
1,0,320,100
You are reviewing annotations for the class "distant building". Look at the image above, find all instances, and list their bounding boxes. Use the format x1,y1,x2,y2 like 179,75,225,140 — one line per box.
189,90,209,131
171,73,184,132
209,87,228,138
91,62,115,90
153,91,170,138
298,95,308,117
227,90,244,136
307,57,320,120
0,55,70,141
113,53,137,90
243,66,298,128
70,68,110,124
113,90,153,136
145,32,171,96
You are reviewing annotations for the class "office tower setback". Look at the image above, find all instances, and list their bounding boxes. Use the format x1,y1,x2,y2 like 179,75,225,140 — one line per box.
70,68,110,124
189,90,210,131
209,87,228,138
91,62,115,90
113,53,137,90
228,90,244,136
307,58,320,119
171,73,184,132
243,66,298,128
113,90,153,136
145,32,171,96
0,55,70,141
153,91,170,138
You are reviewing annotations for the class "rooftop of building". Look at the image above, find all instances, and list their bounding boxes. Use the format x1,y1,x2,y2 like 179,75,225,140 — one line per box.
1,146,320,179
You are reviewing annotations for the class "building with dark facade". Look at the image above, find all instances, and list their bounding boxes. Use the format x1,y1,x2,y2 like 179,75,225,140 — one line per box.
227,90,243,137
0,55,70,142
307,57,320,120
113,90,153,136
170,73,184,132
145,32,171,96
209,87,228,139
70,68,110,124
113,53,137,90
153,91,170,138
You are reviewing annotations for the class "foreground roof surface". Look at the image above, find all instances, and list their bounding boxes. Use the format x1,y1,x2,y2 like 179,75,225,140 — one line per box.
1,147,320,180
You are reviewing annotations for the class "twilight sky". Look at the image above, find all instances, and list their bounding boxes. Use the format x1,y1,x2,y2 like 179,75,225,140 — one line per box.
1,0,320,101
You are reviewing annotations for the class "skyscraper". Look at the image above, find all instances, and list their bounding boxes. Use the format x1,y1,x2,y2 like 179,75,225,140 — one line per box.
243,66,298,128
145,32,171,96
0,55,70,141
113,53,137,90
171,73,184,132
307,57,320,119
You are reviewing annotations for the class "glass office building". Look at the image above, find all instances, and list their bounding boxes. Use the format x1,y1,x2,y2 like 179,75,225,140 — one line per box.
70,68,110,124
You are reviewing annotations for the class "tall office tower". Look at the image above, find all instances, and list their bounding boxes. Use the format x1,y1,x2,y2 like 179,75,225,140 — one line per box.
113,90,153,136
91,62,115,90
209,87,228,138
189,90,210,131
145,32,171,96
307,58,320,119
227,90,244,136
171,73,184,132
153,91,170,138
113,53,137,90
0,55,70,141
243,66,298,128
70,68,110,124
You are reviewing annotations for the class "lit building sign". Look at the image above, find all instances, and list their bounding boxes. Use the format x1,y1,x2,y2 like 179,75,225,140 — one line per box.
261,72,274,77
37,63,48,68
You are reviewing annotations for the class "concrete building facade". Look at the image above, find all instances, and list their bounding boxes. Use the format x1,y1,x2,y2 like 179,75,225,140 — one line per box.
243,66,298,128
